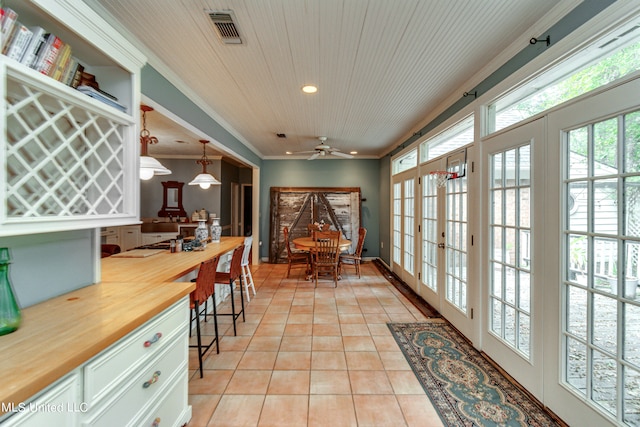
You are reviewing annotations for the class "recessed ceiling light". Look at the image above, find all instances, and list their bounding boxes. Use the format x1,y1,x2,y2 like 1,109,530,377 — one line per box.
302,85,318,94
286,151,293,155
350,151,358,155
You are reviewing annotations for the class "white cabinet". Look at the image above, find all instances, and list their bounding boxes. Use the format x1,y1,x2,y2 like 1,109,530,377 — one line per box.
0,0,146,237
102,226,141,251
119,226,141,251
141,233,178,246
80,297,190,427
0,373,82,427
0,298,191,427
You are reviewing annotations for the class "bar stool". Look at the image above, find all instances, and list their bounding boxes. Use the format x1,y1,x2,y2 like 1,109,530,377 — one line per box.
240,236,256,302
214,245,245,336
189,255,220,378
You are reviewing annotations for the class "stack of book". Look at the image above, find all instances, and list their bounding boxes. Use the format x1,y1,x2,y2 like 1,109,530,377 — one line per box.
1,6,125,113
76,85,127,113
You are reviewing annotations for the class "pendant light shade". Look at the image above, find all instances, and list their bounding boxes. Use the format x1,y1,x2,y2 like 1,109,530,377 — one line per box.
189,140,221,189
139,105,171,180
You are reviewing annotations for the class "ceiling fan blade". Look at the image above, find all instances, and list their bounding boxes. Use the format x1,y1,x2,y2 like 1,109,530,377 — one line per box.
307,152,320,160
331,151,354,158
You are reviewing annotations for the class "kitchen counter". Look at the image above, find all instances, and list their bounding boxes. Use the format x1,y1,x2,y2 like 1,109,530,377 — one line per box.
0,236,244,414
101,237,244,283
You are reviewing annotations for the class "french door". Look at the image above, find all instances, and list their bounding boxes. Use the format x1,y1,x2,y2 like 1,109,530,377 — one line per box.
392,170,418,286
481,118,546,400
544,77,640,427
418,149,473,338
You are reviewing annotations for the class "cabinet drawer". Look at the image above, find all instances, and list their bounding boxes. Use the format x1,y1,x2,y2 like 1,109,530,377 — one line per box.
81,334,186,427
84,298,188,405
0,372,81,427
133,372,188,427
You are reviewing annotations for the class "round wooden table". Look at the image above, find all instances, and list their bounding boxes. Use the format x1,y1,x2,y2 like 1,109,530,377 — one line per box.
292,236,352,281
292,236,352,252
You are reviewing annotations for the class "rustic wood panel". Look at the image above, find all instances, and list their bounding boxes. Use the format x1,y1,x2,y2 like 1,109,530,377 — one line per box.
269,187,361,263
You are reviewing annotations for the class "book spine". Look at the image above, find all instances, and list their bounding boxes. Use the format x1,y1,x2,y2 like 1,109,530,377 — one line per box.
51,43,71,80
19,26,45,67
61,56,77,86
1,7,18,52
35,35,62,76
4,23,31,61
70,62,84,89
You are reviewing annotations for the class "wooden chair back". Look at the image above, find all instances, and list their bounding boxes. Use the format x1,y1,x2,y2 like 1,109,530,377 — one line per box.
191,256,219,306
283,226,295,256
353,227,367,256
312,230,341,265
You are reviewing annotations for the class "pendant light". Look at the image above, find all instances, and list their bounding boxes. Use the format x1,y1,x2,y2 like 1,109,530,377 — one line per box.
188,140,221,189
139,105,171,180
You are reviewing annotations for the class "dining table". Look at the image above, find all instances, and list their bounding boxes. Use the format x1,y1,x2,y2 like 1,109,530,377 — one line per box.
292,236,352,252
292,236,351,281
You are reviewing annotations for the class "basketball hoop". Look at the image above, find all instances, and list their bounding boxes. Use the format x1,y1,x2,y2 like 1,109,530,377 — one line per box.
429,171,457,188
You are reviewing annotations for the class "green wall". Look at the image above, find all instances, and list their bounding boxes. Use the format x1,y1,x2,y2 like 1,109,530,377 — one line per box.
259,159,381,260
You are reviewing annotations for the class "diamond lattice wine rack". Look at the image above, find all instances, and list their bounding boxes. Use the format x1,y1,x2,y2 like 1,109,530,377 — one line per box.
1,64,138,236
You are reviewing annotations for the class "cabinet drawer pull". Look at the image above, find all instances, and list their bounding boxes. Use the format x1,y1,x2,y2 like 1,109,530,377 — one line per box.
144,332,163,347
143,371,161,388
152,417,161,426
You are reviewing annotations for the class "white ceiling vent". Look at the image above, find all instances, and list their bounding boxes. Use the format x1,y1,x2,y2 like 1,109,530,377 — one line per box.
207,10,242,44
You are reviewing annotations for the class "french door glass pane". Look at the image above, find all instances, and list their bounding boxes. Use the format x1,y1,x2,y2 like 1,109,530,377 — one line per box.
489,144,531,358
393,182,401,264
569,127,588,179
626,176,640,238
563,109,640,421
445,172,468,312
422,174,438,291
592,349,617,415
625,111,640,173
404,179,415,274
566,284,587,339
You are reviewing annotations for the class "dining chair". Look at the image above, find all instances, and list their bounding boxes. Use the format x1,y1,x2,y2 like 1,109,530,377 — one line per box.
283,226,310,278
240,235,256,301
100,244,121,258
339,227,367,278
307,222,330,235
311,230,341,287
214,245,245,336
189,255,220,378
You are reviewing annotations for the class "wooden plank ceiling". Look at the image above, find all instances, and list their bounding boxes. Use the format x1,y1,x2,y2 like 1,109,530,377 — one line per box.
85,0,566,161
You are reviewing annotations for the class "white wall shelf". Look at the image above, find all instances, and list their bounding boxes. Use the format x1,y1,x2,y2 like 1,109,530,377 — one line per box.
0,0,146,237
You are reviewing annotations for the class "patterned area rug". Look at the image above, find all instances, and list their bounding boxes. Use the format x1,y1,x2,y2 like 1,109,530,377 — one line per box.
388,321,562,427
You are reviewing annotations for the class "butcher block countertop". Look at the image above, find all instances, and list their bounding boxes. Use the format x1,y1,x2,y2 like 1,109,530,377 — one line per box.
101,237,244,283
0,236,244,414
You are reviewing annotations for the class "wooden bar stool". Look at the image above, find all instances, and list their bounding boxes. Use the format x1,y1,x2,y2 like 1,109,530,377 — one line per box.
189,255,220,378
215,245,245,336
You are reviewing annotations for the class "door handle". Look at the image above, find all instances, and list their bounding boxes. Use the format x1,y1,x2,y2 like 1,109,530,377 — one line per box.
438,243,445,249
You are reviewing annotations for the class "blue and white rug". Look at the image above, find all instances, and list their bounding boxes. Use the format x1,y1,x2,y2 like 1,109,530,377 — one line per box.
388,321,564,427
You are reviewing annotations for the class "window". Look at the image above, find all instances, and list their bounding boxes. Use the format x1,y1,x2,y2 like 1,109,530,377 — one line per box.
392,149,417,175
420,115,474,163
489,22,640,134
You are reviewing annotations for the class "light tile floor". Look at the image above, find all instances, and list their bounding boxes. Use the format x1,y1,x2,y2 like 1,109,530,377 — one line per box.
187,262,444,427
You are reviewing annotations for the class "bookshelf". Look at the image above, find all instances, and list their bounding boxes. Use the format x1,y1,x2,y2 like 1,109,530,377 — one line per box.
0,0,147,237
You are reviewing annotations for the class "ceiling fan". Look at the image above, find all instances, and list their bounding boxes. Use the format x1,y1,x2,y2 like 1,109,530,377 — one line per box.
297,137,354,160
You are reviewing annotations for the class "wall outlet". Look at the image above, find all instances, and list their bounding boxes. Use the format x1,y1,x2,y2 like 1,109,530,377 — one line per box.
380,241,384,248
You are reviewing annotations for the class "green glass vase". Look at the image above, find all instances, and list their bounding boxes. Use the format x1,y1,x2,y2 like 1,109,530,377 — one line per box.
0,248,21,336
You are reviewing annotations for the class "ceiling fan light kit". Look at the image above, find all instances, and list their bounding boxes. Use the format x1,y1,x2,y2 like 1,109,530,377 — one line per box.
296,136,355,160
189,140,221,189
139,105,171,180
